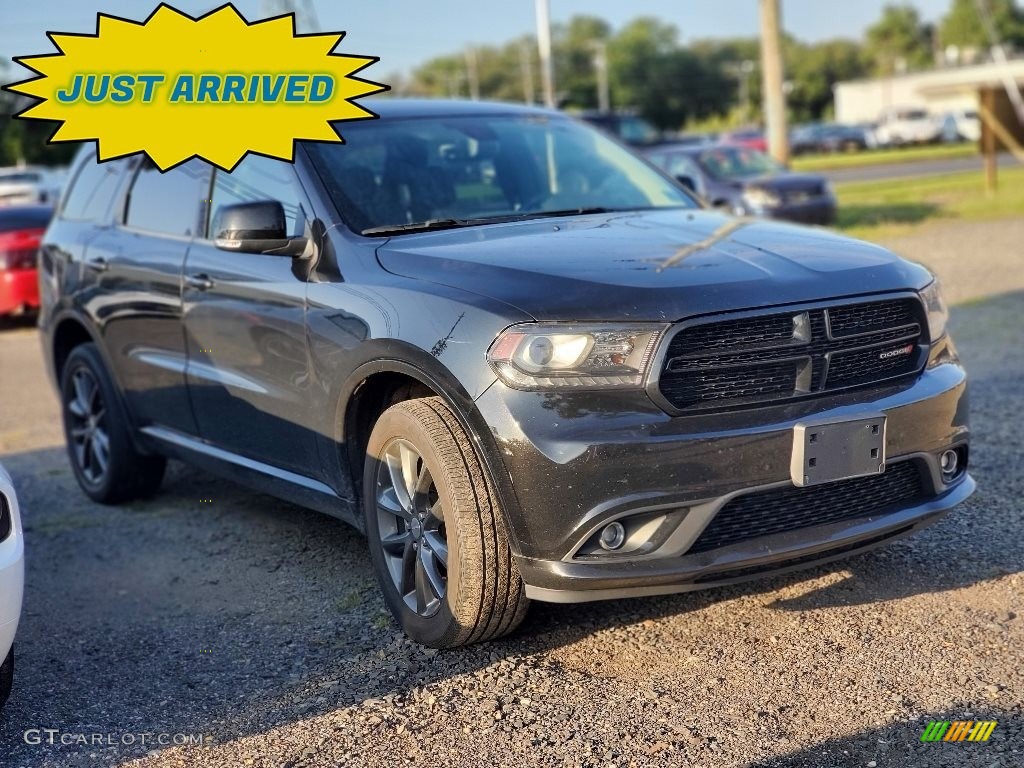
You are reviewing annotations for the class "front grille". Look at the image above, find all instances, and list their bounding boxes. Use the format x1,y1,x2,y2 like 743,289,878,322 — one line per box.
657,297,925,410
687,460,926,555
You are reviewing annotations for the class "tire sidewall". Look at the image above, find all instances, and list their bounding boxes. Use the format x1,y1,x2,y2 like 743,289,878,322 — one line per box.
61,345,117,499
363,405,467,648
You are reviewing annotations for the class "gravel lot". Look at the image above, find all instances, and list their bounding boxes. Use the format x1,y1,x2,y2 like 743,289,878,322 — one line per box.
0,226,1021,767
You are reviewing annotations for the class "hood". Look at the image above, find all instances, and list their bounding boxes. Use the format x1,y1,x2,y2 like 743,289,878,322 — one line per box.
375,209,931,321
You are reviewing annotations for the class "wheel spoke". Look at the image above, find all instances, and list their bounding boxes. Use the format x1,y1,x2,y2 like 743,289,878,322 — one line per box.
377,489,411,520
399,442,419,502
91,430,110,473
399,540,417,599
70,425,90,440
380,529,412,555
385,448,413,512
414,557,432,614
419,545,446,601
423,529,448,567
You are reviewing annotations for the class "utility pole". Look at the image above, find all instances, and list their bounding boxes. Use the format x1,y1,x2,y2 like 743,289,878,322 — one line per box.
592,40,610,113
464,46,481,100
519,40,535,104
535,0,556,108
759,0,789,163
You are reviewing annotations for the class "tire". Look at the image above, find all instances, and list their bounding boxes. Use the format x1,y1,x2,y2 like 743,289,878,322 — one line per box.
0,646,12,709
60,343,166,504
363,397,529,648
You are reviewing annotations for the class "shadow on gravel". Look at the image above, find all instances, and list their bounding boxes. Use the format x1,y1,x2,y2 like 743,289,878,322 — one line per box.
751,710,1021,768
0,315,37,333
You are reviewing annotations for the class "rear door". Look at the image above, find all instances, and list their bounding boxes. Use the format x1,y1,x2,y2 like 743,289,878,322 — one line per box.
182,156,318,476
83,158,209,434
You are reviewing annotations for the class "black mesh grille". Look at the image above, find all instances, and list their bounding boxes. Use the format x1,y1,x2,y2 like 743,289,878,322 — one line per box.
687,461,926,554
658,298,925,410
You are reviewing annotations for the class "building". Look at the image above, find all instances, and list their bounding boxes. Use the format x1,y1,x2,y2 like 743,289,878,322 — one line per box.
834,59,1024,123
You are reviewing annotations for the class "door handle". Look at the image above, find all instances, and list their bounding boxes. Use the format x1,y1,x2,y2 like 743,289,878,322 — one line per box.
84,257,108,273
185,273,215,291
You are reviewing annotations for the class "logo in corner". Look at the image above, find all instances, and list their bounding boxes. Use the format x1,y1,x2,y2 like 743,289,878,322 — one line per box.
920,720,997,743
2,3,388,171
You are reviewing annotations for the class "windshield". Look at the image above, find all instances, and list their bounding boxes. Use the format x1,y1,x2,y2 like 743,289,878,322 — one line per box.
697,146,782,180
305,114,695,235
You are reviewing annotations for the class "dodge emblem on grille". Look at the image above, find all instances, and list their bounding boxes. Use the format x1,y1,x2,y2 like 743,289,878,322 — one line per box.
879,344,914,360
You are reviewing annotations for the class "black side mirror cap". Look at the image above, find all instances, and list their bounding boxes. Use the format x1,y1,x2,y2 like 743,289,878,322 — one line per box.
212,200,308,257
674,174,697,192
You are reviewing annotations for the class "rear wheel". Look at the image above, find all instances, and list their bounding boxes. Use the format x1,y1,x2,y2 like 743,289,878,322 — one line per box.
0,646,12,709
60,344,166,504
363,397,529,647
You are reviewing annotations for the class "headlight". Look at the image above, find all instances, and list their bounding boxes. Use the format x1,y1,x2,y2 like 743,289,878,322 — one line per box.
742,187,780,209
487,323,666,390
919,280,948,341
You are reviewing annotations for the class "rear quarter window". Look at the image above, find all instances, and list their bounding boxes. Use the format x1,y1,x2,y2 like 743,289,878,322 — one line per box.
60,153,131,223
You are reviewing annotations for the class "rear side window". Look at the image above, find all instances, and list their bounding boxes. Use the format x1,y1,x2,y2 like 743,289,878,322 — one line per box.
60,154,129,222
124,160,207,237
207,157,304,238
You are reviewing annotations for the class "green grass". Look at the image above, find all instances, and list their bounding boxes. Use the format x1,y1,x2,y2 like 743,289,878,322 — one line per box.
792,143,975,173
834,166,1024,240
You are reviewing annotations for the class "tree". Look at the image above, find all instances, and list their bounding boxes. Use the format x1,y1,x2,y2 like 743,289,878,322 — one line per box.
940,0,1024,52
787,40,870,121
865,3,934,74
553,16,612,109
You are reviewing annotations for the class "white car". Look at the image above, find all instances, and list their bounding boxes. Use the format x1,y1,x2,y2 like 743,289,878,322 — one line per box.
0,464,24,709
874,107,941,146
938,110,981,143
0,166,64,207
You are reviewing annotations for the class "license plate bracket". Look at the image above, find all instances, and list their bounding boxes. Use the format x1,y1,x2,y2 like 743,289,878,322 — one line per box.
791,414,886,487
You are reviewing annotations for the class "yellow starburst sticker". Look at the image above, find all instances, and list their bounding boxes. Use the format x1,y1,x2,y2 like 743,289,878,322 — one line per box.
4,3,388,170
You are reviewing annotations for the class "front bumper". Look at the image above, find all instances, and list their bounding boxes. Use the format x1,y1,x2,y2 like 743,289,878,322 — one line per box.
474,341,972,602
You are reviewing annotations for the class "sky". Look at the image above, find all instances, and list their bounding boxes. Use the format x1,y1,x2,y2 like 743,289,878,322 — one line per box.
2,0,954,80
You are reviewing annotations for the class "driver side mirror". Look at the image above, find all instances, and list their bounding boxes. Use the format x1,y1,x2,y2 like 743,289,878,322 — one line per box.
212,201,308,257
674,174,697,193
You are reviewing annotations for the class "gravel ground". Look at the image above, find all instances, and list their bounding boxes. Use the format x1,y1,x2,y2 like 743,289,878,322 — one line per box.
0,236,1021,767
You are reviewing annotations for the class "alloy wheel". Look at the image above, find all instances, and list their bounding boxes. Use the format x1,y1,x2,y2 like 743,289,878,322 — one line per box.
375,438,448,617
66,366,110,485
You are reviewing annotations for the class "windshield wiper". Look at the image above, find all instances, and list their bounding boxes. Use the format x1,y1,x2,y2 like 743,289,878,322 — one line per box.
361,207,633,237
361,218,474,236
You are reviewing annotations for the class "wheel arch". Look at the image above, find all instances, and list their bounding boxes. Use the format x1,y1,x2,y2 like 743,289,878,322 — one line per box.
336,354,525,555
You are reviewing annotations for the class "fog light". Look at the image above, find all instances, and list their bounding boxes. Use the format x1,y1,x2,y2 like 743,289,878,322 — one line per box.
940,449,959,477
598,521,626,551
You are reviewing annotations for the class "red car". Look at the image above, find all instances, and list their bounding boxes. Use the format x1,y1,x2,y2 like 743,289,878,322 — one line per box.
721,128,768,153
0,205,52,316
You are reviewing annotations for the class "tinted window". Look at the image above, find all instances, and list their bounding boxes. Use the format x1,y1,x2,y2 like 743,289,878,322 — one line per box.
208,157,304,239
124,160,206,237
0,172,42,184
60,154,129,222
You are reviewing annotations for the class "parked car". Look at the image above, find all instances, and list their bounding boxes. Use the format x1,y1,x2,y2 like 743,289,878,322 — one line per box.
645,144,836,224
938,109,981,143
579,111,664,147
0,166,63,206
720,127,768,152
0,464,25,709
0,205,52,316
40,100,973,647
874,107,941,146
791,123,869,155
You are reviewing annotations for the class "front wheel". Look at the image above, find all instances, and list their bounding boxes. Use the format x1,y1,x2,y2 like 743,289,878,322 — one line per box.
363,397,529,648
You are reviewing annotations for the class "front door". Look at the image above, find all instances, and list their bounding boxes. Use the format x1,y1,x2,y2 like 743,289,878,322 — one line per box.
182,156,318,476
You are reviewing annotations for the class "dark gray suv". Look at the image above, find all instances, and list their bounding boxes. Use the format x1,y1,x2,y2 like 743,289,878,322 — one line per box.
39,100,974,647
